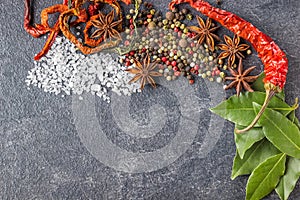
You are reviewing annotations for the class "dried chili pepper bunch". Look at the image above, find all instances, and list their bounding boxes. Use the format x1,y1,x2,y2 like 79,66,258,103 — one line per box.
121,3,225,87
24,0,132,60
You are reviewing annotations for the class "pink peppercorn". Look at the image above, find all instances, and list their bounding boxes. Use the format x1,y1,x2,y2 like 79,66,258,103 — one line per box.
173,66,178,71
194,65,200,70
171,61,177,66
174,71,181,76
124,40,130,46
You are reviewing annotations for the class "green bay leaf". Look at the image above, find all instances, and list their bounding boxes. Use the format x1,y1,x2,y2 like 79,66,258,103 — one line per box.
231,139,280,180
275,157,300,200
287,110,300,129
246,153,286,200
210,92,291,127
253,103,300,158
235,125,265,159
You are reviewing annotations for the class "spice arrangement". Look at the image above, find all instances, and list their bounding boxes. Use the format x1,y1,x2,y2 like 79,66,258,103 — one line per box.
23,0,299,199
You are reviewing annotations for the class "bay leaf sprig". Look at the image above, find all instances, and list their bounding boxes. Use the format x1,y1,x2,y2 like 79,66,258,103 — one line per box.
210,73,300,200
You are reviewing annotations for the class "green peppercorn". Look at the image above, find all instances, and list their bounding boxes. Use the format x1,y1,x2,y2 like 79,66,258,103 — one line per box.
186,14,193,20
150,9,156,15
162,19,169,25
175,21,181,27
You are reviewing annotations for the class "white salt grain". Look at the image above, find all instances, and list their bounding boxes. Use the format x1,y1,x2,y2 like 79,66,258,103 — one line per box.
26,36,140,102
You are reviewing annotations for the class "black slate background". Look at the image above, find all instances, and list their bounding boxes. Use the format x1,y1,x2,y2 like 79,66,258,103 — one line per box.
0,0,300,199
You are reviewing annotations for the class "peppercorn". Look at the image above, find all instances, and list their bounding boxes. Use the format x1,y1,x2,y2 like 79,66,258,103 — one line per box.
181,8,189,15
178,39,188,48
148,21,156,30
186,14,193,20
165,11,175,21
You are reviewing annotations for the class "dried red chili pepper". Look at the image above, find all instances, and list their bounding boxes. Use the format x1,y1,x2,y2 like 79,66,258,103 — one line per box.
24,0,49,37
24,0,70,60
169,0,289,133
59,8,120,54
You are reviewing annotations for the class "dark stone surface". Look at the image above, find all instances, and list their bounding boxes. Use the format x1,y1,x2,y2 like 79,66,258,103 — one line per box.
0,0,299,199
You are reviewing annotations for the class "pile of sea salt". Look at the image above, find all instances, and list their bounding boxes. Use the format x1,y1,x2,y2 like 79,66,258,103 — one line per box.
25,37,140,102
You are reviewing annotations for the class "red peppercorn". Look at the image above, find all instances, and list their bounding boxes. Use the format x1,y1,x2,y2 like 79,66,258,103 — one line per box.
147,14,152,19
171,61,177,66
174,27,179,32
129,51,135,56
187,32,193,38
130,24,134,30
173,66,178,71
130,30,134,35
177,31,182,37
129,18,133,24
161,57,167,62
189,50,193,55
166,60,171,66
189,79,195,84
194,65,200,70
190,42,195,47
125,61,131,67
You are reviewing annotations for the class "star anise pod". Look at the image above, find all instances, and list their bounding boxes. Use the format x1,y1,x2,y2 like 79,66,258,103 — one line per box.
218,35,250,68
188,16,221,52
126,55,162,90
225,58,259,96
90,10,122,41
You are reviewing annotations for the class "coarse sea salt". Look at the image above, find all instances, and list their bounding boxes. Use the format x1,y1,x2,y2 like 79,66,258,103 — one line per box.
26,37,140,102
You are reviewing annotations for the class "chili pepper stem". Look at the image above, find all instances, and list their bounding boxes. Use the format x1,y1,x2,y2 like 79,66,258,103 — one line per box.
235,89,276,134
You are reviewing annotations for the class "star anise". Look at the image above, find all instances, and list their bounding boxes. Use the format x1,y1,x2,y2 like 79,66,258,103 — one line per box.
187,16,221,52
126,55,162,90
90,10,122,41
224,58,259,96
218,35,250,68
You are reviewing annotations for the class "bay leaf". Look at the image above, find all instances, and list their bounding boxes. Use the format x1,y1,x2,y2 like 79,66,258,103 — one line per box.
287,110,300,129
231,139,280,180
253,103,300,159
234,125,264,159
275,157,300,200
210,92,291,127
246,153,286,200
